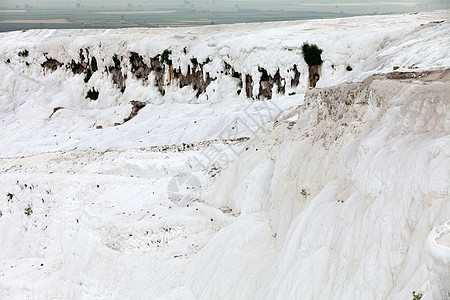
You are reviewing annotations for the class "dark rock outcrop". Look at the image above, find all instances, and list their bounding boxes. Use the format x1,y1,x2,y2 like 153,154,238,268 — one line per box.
130,52,151,80
173,64,213,96
150,55,165,92
35,48,313,100
49,107,64,118
123,100,146,123
108,56,126,93
68,49,89,74
224,62,243,88
258,68,285,100
290,64,301,88
42,58,62,72
308,65,321,88
245,74,253,98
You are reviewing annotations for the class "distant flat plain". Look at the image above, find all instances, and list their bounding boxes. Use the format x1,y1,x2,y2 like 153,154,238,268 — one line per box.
0,10,351,32
0,0,441,32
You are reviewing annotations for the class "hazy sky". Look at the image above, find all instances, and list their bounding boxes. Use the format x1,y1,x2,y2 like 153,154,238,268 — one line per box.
1,0,448,9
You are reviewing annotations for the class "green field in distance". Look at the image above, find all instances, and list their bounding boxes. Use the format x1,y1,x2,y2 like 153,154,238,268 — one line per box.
0,0,444,32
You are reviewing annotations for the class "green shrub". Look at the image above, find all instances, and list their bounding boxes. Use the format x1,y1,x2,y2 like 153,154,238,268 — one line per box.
91,56,98,72
18,49,29,57
301,42,323,66
190,57,198,65
412,291,422,300
24,204,32,216
346,65,353,71
161,49,172,65
86,88,99,100
204,57,211,64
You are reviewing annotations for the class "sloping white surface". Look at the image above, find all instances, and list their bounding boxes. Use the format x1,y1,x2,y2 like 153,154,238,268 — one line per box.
190,78,450,300
0,11,449,158
426,221,450,299
0,10,449,299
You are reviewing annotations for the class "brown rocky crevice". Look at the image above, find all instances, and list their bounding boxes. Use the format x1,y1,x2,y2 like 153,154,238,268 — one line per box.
150,55,165,92
258,68,285,100
68,49,89,74
290,64,301,88
130,52,151,80
224,62,243,88
49,107,64,118
42,58,62,72
107,55,126,93
308,64,321,88
37,48,310,100
123,100,146,123
245,74,253,98
173,63,214,96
